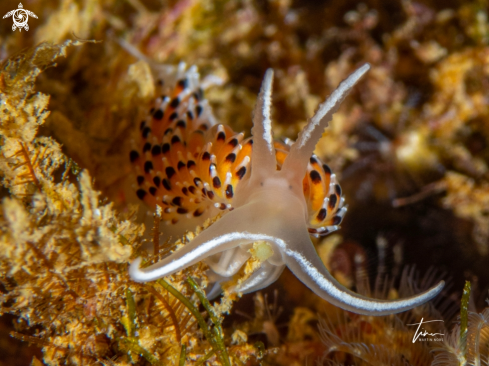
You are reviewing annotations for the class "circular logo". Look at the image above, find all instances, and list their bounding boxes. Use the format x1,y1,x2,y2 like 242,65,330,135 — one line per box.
12,8,29,31
3,3,38,32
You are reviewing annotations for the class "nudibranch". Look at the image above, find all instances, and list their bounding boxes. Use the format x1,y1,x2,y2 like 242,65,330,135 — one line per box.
129,63,444,315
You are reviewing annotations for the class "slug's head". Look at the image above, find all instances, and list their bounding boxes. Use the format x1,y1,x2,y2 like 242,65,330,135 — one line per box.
229,66,351,243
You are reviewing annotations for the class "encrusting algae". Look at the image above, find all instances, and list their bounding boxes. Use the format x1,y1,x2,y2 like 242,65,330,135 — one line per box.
2,0,489,365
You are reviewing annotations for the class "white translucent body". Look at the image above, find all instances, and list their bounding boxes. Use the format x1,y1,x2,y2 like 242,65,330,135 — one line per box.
130,64,444,316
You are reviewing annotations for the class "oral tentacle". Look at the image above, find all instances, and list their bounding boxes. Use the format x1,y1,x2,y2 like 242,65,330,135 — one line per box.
206,281,224,300
130,204,278,282
204,262,284,298
236,262,285,294
250,68,277,179
283,228,444,316
282,64,370,180
204,245,251,277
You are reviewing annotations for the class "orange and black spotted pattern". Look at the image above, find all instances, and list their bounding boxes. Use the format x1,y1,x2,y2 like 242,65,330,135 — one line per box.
130,69,346,234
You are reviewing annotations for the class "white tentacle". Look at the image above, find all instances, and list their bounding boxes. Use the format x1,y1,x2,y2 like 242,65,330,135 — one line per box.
250,69,277,181
282,64,370,179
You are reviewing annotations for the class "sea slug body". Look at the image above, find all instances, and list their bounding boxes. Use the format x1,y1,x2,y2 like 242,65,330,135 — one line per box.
129,62,444,315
